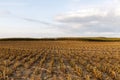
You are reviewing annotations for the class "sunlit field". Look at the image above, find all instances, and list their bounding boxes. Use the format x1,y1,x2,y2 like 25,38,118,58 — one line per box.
0,40,120,80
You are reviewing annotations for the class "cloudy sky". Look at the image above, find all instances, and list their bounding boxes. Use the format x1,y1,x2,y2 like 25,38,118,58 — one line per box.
0,0,120,38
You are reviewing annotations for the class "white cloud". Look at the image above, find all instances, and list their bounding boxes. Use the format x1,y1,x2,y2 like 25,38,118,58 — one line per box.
0,10,10,16
0,2,27,6
56,7,120,25
55,8,120,24
55,5,120,37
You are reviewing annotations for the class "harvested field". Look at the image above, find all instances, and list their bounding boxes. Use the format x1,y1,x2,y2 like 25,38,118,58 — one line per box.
0,41,120,80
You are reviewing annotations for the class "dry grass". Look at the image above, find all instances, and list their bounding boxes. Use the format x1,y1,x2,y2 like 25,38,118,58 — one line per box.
0,41,120,80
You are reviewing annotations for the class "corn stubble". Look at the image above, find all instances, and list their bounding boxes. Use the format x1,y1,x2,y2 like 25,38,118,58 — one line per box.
0,41,120,80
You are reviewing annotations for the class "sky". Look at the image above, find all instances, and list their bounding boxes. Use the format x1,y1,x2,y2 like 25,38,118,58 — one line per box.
0,0,120,38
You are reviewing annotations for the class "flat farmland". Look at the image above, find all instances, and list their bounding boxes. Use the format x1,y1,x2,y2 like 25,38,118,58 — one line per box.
0,41,120,80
